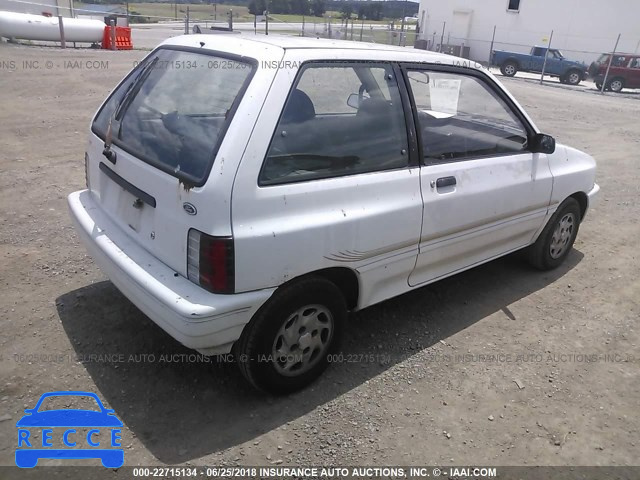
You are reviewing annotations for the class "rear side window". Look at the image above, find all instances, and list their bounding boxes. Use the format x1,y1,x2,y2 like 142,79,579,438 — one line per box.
93,48,254,186
259,62,409,186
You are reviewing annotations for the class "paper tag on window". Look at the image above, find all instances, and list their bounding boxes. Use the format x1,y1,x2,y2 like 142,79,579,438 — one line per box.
429,79,461,114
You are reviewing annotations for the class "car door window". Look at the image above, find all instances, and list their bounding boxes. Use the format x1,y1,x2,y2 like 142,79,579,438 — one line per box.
406,69,529,163
552,50,564,60
259,63,409,186
612,56,626,67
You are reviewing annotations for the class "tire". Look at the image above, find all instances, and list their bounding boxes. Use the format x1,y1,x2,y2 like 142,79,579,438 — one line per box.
595,82,603,90
500,61,518,77
527,198,581,271
236,276,347,394
608,77,624,93
565,70,582,85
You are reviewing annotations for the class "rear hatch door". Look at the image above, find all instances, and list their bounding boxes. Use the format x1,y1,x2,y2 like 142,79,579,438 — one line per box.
86,46,256,276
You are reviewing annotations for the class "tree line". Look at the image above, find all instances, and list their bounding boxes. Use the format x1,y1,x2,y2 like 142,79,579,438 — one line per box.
248,0,418,20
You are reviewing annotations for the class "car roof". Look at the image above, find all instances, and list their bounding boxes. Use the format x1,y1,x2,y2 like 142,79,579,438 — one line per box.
161,34,469,65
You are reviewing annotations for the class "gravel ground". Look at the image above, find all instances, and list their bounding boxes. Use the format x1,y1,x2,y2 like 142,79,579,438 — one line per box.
0,41,638,477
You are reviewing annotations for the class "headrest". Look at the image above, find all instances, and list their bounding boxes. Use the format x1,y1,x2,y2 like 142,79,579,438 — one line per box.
281,89,316,123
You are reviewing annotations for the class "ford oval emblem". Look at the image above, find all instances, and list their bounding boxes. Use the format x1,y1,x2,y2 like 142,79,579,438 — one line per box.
183,202,197,216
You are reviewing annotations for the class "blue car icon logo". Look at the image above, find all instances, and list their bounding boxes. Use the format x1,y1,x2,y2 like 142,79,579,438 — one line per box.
15,391,123,468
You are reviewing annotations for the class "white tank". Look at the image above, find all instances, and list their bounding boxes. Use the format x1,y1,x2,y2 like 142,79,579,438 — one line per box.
0,11,105,43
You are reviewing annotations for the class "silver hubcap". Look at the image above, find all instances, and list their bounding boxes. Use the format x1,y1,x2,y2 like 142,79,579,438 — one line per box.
569,73,579,84
611,80,622,91
272,304,333,376
505,65,515,75
550,213,575,259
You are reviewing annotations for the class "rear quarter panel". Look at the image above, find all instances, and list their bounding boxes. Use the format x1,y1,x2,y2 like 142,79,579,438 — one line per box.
230,49,425,301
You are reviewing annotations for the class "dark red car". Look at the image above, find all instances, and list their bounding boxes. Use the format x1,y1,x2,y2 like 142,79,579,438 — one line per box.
589,53,640,92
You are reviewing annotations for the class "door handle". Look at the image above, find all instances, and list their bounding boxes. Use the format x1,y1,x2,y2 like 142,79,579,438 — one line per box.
435,176,457,188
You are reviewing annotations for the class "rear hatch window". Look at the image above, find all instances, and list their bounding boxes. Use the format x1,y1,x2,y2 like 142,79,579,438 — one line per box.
93,47,255,186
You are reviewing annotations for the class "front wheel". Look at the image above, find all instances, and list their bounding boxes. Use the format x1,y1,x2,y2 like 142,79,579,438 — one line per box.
236,276,347,394
527,198,581,270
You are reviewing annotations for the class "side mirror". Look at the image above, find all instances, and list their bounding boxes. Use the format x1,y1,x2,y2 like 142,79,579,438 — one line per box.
531,133,556,154
347,93,360,109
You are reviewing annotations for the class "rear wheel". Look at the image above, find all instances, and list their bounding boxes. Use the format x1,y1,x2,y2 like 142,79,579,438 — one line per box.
236,276,346,394
608,77,624,93
595,82,603,90
528,198,581,270
500,61,518,77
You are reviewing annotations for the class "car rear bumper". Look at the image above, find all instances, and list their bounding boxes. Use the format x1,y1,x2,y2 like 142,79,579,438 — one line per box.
68,189,275,355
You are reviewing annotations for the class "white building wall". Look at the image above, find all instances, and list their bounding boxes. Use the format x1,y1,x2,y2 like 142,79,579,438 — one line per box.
418,0,640,64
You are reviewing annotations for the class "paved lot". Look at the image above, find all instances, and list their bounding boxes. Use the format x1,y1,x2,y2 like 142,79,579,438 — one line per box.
0,41,638,476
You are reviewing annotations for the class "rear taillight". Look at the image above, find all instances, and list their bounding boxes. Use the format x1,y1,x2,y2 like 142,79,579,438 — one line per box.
84,152,90,189
187,229,234,294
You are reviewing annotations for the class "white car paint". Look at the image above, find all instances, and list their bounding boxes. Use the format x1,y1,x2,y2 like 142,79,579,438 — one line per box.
68,34,598,356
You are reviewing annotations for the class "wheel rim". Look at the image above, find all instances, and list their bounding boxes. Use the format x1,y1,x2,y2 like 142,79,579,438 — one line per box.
271,304,334,377
505,64,515,75
611,80,623,91
549,213,575,259
569,73,579,84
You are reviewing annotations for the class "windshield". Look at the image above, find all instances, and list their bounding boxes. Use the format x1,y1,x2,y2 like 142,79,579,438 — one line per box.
93,47,255,186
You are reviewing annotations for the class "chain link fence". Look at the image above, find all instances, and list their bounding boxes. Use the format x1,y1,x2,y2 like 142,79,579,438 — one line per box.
421,28,638,65
3,0,638,94
412,26,639,92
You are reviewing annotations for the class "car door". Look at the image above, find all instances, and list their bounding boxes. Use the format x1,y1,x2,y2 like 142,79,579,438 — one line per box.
627,56,640,88
402,65,554,287
610,54,628,79
542,49,563,75
232,60,423,308
551,50,568,76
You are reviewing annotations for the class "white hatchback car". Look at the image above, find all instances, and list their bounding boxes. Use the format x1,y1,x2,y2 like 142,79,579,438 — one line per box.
68,35,599,393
